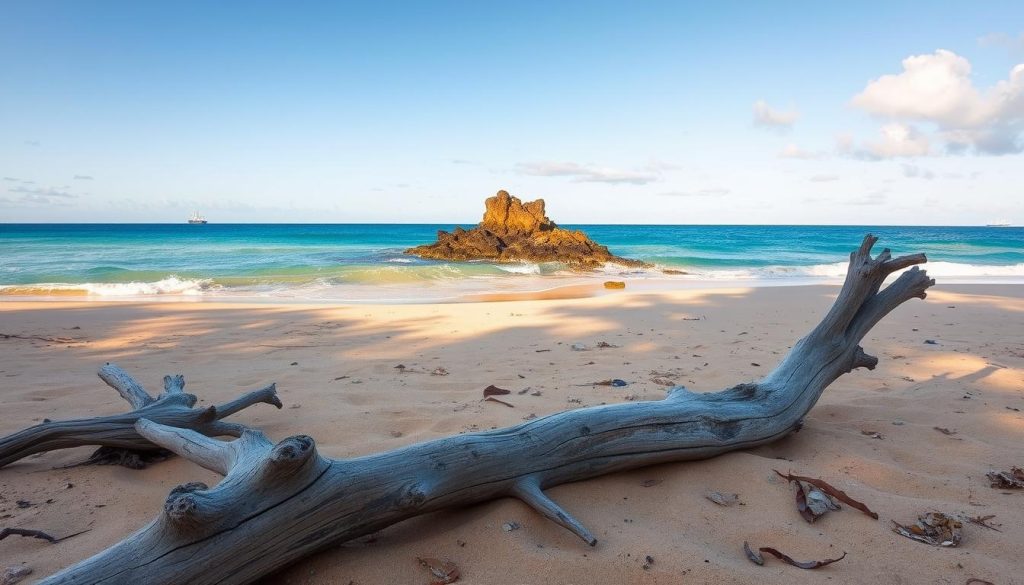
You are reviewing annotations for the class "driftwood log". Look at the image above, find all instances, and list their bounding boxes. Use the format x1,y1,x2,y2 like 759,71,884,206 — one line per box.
40,236,933,584
0,364,282,469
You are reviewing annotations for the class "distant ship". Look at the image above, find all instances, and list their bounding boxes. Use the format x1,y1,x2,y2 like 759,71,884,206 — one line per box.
985,220,1011,227
187,211,208,224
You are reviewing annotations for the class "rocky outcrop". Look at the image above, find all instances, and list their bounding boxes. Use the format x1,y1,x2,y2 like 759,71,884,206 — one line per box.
405,190,648,269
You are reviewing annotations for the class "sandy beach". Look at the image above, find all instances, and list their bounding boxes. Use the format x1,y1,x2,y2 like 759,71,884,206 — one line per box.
1,284,1022,584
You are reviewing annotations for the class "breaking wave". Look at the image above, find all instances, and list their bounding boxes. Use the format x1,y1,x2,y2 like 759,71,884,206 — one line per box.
494,262,543,275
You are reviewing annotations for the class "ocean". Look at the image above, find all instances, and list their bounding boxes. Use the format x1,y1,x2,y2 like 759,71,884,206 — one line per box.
1,224,1021,302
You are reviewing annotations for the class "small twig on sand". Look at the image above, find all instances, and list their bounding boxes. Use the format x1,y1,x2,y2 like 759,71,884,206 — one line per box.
0,527,91,544
0,333,82,344
1,528,57,543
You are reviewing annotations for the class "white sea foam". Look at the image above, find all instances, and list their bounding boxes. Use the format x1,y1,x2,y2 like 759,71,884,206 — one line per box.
3,260,1022,303
916,261,1024,277
495,263,542,275
663,261,1024,280
0,276,217,297
693,262,850,280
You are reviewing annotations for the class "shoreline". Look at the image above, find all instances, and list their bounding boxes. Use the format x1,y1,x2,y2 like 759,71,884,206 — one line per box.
2,275,1024,305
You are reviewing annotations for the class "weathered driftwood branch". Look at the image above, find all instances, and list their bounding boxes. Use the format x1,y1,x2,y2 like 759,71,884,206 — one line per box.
0,364,282,469
41,236,933,585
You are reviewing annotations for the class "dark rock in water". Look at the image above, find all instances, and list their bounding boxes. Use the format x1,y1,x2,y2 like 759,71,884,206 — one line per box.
405,190,649,269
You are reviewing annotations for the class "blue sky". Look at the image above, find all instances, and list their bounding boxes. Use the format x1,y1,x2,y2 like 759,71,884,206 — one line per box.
1,1,1022,224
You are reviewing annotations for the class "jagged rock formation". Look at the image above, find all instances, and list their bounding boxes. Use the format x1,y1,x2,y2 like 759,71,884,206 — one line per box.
405,190,648,269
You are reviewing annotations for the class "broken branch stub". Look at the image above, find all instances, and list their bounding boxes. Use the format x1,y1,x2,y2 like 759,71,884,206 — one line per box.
40,236,933,585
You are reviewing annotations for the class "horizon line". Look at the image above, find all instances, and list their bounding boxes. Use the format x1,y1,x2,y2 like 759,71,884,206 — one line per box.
1,221,1019,228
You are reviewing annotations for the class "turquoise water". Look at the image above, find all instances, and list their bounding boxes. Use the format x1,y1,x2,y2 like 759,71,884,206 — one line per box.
1,224,1022,300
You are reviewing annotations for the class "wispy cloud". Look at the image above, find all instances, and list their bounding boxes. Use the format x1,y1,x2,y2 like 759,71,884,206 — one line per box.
848,191,888,206
753,100,799,130
10,185,76,199
516,161,660,185
2,177,19,182
778,144,824,159
901,164,935,180
660,187,731,197
809,174,839,182
13,194,72,206
978,31,1024,57
102,197,258,212
850,49,1024,156
2,185,78,207
73,174,94,180
801,195,831,204
23,140,41,147
642,159,682,172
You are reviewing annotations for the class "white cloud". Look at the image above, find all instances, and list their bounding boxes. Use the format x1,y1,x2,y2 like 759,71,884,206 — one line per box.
850,49,1024,155
516,161,660,185
838,123,930,159
778,144,823,159
867,123,931,158
753,100,799,130
809,174,839,182
852,50,980,126
73,174,94,180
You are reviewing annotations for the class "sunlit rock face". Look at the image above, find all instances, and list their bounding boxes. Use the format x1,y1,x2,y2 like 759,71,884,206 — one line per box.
405,190,648,269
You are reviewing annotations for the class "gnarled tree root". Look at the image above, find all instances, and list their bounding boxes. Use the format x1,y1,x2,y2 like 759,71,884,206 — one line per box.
0,364,282,469
40,236,933,585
